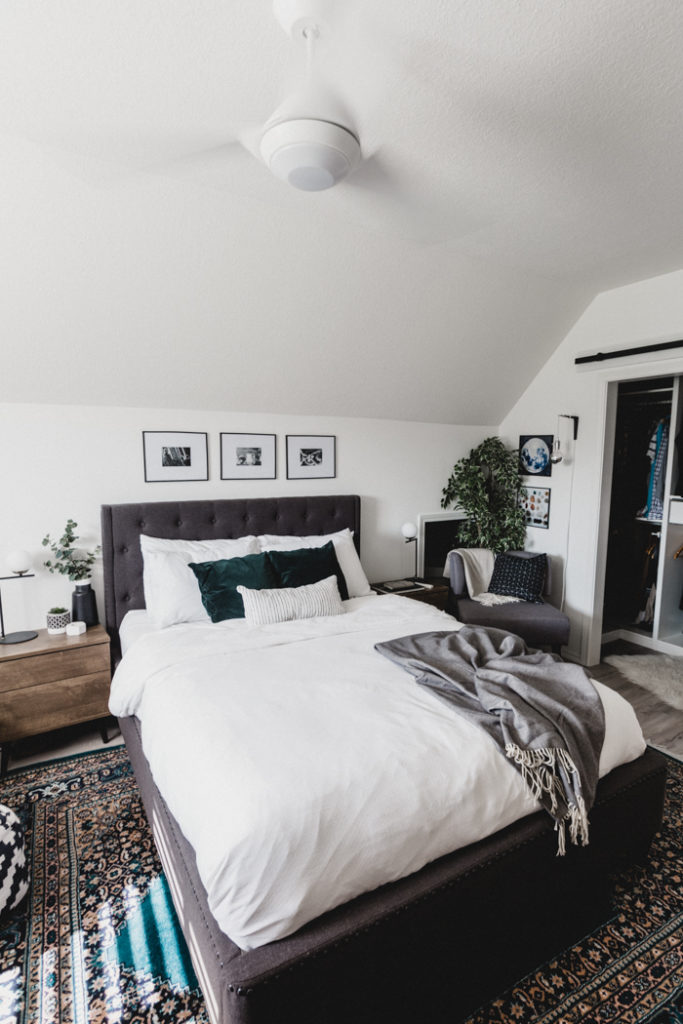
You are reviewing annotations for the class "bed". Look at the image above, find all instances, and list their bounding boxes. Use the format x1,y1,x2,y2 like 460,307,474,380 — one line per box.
102,494,668,1024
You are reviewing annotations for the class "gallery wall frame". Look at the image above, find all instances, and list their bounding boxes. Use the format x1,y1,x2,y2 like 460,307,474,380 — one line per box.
519,485,551,529
220,433,276,480
142,431,208,482
286,435,336,480
519,435,553,477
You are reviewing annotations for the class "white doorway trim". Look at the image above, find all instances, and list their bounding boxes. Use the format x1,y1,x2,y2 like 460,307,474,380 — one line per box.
584,354,683,665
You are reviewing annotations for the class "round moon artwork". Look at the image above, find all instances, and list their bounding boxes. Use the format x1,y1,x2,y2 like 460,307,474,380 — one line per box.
519,436,551,476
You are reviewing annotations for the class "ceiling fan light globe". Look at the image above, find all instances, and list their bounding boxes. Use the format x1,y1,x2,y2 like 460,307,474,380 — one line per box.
261,119,360,191
288,158,336,191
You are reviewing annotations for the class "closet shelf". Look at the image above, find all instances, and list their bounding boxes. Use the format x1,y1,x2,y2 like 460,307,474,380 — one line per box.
635,516,663,525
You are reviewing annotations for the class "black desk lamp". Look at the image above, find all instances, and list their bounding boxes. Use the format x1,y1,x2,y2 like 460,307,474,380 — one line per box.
0,550,38,645
401,522,419,580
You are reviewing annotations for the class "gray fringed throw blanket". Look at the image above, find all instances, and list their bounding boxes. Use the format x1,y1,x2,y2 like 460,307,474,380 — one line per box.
375,626,605,854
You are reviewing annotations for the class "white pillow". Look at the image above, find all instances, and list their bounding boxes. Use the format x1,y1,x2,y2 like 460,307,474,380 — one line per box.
140,534,260,628
237,575,344,626
257,528,372,598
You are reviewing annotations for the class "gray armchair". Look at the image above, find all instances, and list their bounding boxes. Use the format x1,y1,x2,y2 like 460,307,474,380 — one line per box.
446,550,570,653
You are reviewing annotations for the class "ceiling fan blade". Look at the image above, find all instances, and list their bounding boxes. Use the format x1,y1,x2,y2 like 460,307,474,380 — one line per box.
146,138,275,197
237,122,265,161
343,153,487,244
14,126,254,188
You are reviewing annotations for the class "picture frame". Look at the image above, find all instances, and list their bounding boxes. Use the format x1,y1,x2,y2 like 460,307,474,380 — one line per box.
142,431,208,483
519,485,551,529
519,434,553,477
286,435,336,480
220,433,276,480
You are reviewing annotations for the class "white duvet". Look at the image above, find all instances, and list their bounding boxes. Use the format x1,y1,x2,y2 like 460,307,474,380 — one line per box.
109,595,646,951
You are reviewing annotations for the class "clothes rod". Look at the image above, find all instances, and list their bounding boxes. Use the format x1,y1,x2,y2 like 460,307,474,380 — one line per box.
620,387,673,398
575,338,683,365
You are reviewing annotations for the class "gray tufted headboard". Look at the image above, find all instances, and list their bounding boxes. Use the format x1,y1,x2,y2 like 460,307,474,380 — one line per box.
101,494,361,665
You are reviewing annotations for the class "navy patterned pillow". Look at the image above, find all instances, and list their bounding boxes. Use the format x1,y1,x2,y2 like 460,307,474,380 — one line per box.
488,553,547,603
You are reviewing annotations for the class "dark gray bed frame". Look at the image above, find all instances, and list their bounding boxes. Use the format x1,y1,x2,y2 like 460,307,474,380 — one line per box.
101,495,667,1024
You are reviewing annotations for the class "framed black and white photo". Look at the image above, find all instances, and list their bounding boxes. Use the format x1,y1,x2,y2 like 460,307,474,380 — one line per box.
519,434,553,477
220,433,276,480
519,485,551,529
286,435,336,480
142,431,208,482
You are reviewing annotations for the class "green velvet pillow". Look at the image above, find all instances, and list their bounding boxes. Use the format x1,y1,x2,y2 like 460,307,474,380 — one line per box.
266,541,349,600
189,552,279,622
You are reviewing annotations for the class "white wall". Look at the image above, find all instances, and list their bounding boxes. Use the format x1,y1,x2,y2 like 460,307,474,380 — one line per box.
501,267,683,663
1,402,492,633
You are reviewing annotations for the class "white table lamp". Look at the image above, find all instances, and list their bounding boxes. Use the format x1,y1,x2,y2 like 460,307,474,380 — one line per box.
401,522,418,579
0,550,38,645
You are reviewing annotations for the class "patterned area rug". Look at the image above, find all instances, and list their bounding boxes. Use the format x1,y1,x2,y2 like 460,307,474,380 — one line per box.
0,746,209,1024
0,746,680,1024
466,751,683,1024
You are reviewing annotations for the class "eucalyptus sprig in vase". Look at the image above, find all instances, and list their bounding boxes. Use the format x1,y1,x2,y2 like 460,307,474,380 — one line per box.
42,519,101,626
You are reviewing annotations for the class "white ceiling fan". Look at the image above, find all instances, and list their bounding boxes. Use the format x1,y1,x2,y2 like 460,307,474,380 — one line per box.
258,0,362,191
228,0,484,240
32,0,483,243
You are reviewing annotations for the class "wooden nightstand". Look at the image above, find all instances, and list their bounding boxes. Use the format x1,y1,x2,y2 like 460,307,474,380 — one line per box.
0,625,111,774
372,579,450,611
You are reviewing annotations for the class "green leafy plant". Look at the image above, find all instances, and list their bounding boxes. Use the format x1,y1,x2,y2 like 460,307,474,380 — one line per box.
42,519,101,582
441,436,527,553
48,606,68,614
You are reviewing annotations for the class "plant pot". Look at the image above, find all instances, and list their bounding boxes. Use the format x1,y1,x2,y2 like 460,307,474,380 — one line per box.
46,610,71,635
71,580,98,627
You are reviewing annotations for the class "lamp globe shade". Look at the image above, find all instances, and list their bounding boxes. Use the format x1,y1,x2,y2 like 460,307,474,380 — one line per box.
6,550,31,574
401,522,417,540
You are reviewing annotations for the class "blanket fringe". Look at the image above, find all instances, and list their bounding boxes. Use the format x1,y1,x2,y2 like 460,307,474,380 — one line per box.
504,744,590,855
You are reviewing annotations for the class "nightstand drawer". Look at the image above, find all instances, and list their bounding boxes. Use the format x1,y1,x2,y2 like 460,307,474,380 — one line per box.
0,644,108,694
0,670,111,742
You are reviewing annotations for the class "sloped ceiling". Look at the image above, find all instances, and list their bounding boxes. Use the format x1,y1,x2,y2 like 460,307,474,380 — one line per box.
1,0,682,424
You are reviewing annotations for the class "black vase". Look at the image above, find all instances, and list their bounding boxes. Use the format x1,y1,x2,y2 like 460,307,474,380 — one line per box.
72,582,98,627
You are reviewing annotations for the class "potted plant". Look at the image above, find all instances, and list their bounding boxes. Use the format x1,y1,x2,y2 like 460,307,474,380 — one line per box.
441,436,527,553
42,520,101,626
46,606,70,635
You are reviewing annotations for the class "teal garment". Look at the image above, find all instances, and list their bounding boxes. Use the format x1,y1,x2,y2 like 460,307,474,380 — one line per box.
643,420,663,519
190,552,278,621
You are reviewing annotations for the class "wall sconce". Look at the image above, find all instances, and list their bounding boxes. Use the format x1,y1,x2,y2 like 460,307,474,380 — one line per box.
401,522,418,579
0,550,38,645
551,414,579,465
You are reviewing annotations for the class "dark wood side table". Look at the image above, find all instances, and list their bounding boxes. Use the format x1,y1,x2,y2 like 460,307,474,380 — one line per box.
0,624,112,774
371,579,450,611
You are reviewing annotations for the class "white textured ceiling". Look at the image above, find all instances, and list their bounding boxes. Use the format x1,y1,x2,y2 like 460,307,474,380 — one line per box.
2,0,683,424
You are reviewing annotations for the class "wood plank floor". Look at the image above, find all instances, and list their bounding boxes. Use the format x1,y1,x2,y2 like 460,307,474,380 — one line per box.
590,644,683,758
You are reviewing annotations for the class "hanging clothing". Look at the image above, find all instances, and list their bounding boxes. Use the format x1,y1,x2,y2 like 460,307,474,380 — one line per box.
637,584,657,625
638,420,669,521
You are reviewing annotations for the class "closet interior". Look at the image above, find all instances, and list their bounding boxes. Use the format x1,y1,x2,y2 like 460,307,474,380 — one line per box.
602,375,683,649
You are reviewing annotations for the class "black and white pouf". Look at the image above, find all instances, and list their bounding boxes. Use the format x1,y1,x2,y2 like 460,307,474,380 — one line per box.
0,804,29,914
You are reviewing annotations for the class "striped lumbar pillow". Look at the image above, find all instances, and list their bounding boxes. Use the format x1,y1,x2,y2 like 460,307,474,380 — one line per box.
237,575,344,626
